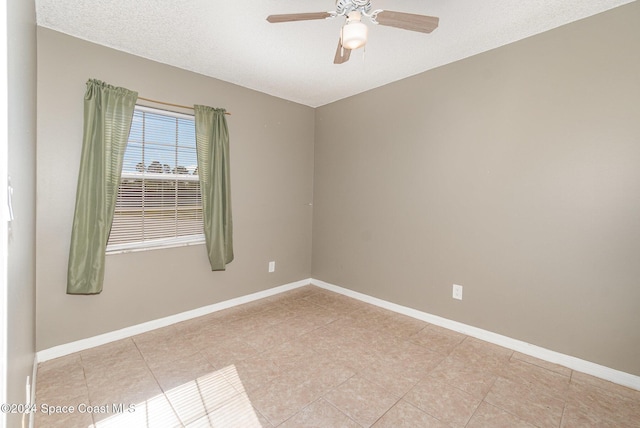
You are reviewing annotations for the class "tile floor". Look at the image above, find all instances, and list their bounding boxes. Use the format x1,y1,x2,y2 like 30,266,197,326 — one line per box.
35,285,640,427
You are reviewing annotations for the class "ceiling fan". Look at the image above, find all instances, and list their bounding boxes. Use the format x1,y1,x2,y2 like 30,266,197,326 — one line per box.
266,0,439,64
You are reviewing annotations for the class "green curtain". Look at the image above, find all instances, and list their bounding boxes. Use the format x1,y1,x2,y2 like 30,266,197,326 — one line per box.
67,79,138,294
194,105,234,270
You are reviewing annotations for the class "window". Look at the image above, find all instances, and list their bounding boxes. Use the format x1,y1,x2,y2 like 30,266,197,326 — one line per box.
106,105,204,253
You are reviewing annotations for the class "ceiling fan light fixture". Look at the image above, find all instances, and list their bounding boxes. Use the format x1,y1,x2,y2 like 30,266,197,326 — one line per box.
341,20,368,50
266,2,440,64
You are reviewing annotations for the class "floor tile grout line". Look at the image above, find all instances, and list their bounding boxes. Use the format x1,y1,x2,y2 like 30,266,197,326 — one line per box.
143,350,181,423
461,398,484,428
319,372,382,427
510,352,574,379
482,375,568,428
558,401,569,428
132,336,185,425
400,351,511,427
76,352,97,427
365,394,404,427
477,400,539,428
321,396,364,428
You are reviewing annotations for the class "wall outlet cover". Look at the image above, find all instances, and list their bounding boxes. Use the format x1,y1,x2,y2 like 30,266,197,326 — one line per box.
453,284,463,300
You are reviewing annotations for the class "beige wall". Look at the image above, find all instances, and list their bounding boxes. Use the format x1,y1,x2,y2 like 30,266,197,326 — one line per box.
312,3,640,375
6,0,37,424
36,28,314,351
36,3,640,378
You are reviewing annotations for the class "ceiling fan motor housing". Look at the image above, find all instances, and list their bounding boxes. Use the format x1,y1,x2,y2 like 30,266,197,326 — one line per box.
336,0,373,16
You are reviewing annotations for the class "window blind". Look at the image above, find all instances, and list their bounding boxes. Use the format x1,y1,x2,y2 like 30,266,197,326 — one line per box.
107,106,204,252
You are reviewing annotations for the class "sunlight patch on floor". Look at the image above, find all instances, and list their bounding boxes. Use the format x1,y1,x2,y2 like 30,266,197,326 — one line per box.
90,365,262,427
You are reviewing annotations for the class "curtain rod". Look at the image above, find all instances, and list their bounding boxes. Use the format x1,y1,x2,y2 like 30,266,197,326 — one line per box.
137,96,231,115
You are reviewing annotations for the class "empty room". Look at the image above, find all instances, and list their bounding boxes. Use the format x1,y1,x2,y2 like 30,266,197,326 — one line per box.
2,0,640,427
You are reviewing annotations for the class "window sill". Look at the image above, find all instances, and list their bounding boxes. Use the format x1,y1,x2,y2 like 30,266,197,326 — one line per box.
106,235,205,255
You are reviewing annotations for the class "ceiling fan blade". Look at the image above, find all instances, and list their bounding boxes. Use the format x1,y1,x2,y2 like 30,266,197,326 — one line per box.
333,39,351,64
375,11,439,33
266,12,332,23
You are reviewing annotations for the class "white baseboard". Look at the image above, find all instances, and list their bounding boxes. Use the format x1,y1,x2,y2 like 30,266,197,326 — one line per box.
36,278,311,363
36,276,639,392
311,278,640,391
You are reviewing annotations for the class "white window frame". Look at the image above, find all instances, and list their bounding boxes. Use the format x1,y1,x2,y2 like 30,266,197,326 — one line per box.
106,105,205,255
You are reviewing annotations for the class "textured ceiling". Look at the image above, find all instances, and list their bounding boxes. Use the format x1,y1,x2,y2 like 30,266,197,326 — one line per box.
36,0,634,107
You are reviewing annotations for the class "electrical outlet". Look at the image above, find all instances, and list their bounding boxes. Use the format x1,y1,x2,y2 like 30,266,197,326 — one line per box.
268,261,275,273
453,284,463,300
